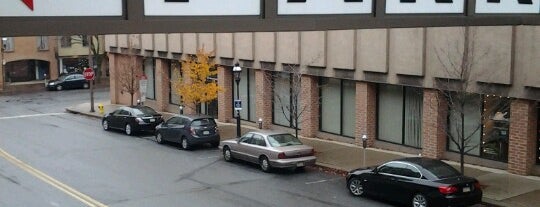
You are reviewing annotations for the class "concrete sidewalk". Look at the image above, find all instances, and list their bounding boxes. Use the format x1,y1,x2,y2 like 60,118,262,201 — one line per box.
66,102,540,207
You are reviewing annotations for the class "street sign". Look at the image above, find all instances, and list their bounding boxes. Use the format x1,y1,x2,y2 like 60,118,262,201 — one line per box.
83,68,94,80
234,100,242,111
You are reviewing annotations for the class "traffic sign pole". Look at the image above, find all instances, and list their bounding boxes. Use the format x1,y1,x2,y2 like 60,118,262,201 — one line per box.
87,37,95,113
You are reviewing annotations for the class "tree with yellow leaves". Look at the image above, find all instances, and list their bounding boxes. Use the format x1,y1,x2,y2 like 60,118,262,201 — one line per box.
173,48,221,114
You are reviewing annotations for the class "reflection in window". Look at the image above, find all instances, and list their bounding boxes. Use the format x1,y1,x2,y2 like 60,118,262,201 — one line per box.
447,94,511,162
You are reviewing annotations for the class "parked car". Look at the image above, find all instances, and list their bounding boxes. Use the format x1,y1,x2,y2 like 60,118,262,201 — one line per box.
46,73,89,91
155,115,220,150
102,106,163,136
346,157,482,207
221,131,316,172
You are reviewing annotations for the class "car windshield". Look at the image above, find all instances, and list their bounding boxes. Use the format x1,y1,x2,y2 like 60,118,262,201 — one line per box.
191,118,216,127
267,134,303,147
131,106,157,116
423,161,461,179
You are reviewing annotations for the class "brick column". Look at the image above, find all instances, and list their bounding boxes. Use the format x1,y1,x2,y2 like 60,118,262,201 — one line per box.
299,75,319,137
256,69,273,129
218,65,233,123
421,89,448,159
508,99,538,175
154,59,170,112
108,53,119,104
355,82,377,147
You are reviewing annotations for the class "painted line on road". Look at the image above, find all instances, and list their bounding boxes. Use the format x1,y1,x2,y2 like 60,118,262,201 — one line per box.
0,113,68,120
305,177,342,185
0,148,107,207
198,155,221,160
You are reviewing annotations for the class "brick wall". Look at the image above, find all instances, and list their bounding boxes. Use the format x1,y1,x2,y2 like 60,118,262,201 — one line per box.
421,89,448,159
355,82,377,147
154,59,170,111
256,69,272,129
508,99,538,175
218,66,233,122
300,75,319,137
108,53,118,104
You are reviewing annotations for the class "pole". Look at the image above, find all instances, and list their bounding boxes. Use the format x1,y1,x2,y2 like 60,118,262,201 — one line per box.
88,35,95,112
235,79,241,137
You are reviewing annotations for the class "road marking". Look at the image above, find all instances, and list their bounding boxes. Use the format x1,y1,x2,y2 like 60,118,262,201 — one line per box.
0,148,107,207
0,113,67,120
305,177,342,185
197,155,220,160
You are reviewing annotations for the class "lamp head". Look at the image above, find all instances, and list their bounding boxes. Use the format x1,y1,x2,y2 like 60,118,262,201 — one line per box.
361,134,368,141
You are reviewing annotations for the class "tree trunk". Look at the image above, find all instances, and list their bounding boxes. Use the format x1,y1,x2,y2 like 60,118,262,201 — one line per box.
130,93,134,106
460,103,465,174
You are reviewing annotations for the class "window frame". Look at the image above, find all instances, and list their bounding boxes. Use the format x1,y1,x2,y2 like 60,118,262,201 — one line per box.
318,77,356,138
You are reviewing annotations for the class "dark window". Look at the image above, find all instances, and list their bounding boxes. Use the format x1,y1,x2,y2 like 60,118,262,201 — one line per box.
400,0,416,2
191,118,216,127
517,0,533,4
60,36,72,48
252,134,266,147
422,161,461,179
165,0,189,2
487,0,500,3
435,0,453,3
132,106,158,116
240,133,254,144
344,0,363,2
167,117,182,125
287,0,307,2
119,110,131,116
378,163,401,175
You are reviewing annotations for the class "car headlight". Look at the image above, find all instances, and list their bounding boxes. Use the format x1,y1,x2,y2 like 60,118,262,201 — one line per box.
48,82,56,85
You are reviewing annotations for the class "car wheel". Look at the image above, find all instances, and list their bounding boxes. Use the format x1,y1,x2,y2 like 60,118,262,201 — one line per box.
102,120,109,131
412,193,428,207
348,177,365,196
259,156,272,173
156,132,164,144
125,124,133,136
223,146,234,162
83,83,89,89
56,85,63,91
180,137,190,150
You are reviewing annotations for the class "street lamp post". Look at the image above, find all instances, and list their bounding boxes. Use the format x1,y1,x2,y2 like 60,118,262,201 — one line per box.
232,63,242,137
1,37,7,90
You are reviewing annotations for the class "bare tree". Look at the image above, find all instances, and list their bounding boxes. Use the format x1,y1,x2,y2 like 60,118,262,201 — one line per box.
435,27,510,174
266,65,308,139
117,45,142,106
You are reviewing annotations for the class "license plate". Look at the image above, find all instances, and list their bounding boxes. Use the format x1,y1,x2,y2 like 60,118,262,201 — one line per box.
296,162,304,167
463,187,471,192
203,131,210,135
150,118,156,122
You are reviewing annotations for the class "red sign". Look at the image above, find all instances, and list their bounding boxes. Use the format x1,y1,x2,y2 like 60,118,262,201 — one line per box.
83,68,95,80
21,0,34,11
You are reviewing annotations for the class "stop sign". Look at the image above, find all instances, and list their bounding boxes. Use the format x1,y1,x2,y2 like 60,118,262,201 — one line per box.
83,68,95,80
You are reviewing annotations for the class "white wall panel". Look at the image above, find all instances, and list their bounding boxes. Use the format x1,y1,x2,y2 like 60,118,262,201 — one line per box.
144,0,260,16
476,0,540,14
386,0,465,14
278,0,372,15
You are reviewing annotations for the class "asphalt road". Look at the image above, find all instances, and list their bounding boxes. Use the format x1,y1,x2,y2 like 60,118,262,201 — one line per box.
0,88,392,207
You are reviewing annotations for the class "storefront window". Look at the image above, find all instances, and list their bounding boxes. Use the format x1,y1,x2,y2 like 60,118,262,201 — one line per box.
233,69,256,122
144,58,155,100
273,72,292,127
4,60,50,82
377,84,423,148
447,94,511,162
319,78,356,138
169,60,181,105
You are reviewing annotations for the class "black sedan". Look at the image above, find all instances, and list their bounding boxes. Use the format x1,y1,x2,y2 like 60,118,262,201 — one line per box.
155,114,220,150
102,106,163,136
346,157,482,207
46,73,89,91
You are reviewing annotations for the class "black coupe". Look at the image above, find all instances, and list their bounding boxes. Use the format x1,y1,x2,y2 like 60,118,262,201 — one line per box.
346,157,482,207
102,106,163,136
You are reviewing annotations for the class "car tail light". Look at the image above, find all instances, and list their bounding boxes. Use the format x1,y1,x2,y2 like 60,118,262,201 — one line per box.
439,186,458,194
135,117,144,124
190,127,198,137
278,152,287,159
474,181,481,190
307,149,315,156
